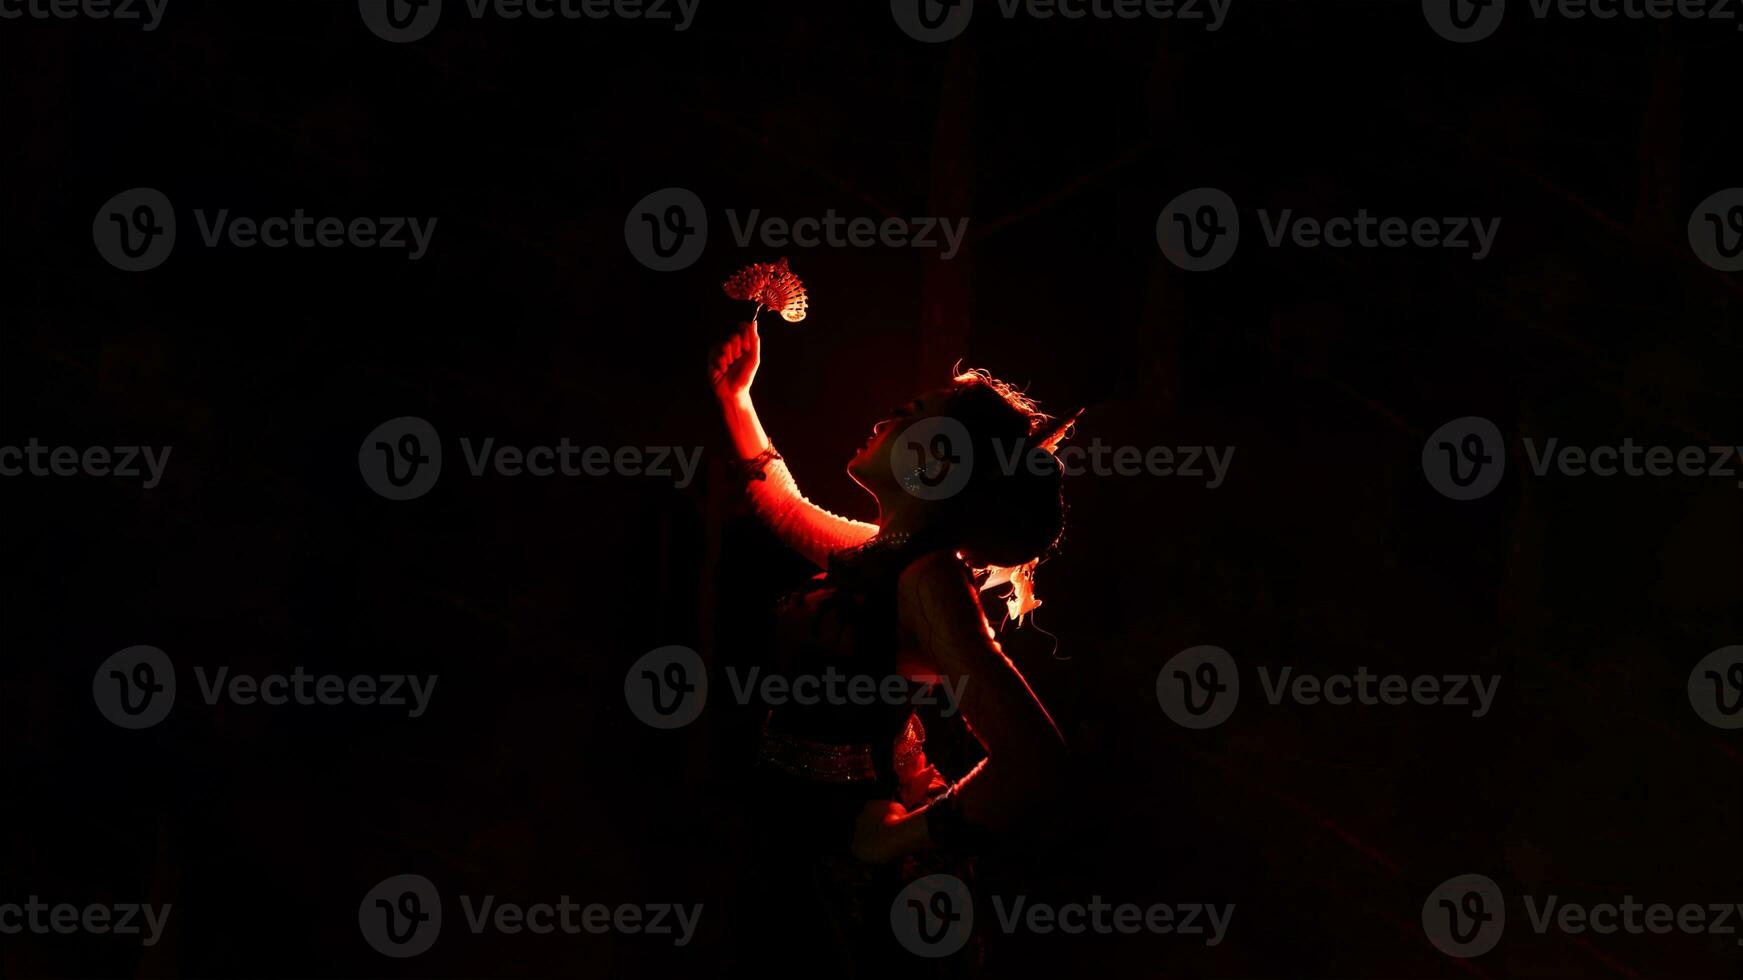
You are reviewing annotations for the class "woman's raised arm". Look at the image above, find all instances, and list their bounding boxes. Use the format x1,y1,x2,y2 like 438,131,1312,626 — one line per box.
709,321,877,568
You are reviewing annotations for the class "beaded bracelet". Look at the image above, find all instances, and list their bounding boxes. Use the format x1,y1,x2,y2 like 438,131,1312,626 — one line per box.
742,446,782,482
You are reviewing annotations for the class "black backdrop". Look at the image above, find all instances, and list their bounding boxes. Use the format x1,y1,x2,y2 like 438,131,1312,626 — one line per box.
3,0,1741,976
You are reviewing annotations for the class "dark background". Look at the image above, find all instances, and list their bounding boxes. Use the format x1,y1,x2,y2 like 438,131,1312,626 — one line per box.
3,0,1741,976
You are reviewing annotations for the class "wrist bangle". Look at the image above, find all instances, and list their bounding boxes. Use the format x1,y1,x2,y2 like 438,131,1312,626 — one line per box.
741,446,782,482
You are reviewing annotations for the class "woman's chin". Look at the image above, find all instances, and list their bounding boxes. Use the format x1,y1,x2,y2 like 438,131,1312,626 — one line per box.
846,457,885,493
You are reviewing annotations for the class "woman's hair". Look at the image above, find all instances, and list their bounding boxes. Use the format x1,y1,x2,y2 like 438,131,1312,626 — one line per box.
936,368,1077,622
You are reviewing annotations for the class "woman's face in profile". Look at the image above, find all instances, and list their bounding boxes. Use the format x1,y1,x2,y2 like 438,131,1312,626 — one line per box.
847,388,953,494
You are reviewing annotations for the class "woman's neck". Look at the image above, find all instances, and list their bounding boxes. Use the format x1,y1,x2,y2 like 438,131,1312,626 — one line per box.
872,503,928,543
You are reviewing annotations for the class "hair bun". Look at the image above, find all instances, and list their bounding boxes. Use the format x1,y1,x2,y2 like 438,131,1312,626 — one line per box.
960,439,1065,569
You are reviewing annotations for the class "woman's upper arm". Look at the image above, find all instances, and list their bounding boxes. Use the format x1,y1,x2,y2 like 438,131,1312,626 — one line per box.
897,553,1064,759
745,459,878,568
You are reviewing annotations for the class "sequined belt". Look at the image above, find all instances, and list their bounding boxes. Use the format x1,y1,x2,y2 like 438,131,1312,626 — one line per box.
760,714,925,783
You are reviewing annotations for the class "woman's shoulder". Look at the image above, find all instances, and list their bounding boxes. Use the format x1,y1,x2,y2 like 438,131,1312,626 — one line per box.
896,548,976,596
894,550,997,660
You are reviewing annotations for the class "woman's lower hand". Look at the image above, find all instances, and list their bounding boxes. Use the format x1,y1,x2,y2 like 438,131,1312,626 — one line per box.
852,799,925,864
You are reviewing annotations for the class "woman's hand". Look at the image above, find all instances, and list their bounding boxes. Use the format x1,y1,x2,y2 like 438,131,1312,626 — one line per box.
852,799,930,864
708,321,760,406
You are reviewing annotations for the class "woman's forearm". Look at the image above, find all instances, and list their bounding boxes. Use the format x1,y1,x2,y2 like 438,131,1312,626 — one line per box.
720,391,878,567
945,742,1065,834
719,392,771,461
882,743,1063,859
